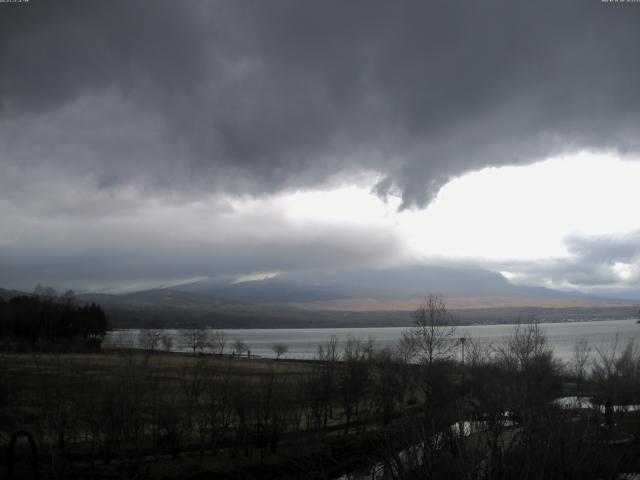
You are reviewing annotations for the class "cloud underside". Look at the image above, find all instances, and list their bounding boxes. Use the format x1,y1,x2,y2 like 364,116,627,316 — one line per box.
3,1,640,207
2,184,639,294
2,1,640,293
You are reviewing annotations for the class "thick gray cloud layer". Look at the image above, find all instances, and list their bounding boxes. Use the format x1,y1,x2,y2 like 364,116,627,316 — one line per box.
3,1,640,206
2,1,640,292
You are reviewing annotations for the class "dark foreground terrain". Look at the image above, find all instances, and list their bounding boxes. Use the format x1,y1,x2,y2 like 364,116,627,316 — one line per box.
3,322,640,479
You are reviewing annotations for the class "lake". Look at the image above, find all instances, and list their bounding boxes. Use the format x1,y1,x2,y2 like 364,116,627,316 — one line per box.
105,318,640,363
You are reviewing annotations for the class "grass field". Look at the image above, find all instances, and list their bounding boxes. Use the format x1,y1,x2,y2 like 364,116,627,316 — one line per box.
0,349,414,479
4,332,640,479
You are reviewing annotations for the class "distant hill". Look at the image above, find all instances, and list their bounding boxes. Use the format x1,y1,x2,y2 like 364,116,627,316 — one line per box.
0,288,27,301
175,265,590,303
75,289,415,329
76,288,638,329
1,265,637,328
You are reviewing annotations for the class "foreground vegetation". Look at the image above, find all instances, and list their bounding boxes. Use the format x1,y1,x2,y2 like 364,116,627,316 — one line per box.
2,295,640,479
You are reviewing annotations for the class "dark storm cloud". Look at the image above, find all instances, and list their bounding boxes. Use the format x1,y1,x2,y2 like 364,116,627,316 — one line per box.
3,0,640,292
3,0,640,207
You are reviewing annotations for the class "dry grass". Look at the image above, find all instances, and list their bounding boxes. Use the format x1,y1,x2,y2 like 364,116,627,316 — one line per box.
288,295,633,311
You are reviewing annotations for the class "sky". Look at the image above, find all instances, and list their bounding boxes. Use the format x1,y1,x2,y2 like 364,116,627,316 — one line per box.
1,0,640,297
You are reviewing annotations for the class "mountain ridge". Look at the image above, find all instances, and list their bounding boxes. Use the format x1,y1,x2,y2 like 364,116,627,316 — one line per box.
2,265,637,328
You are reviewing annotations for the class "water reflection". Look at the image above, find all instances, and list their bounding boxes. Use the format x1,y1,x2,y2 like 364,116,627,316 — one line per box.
104,318,640,362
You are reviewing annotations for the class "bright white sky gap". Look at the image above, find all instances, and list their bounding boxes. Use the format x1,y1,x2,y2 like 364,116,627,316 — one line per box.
2,150,639,294
279,151,640,261
402,151,640,261
204,150,638,292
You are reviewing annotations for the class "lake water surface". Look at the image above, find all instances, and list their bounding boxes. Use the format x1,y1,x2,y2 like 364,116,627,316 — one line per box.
105,318,640,363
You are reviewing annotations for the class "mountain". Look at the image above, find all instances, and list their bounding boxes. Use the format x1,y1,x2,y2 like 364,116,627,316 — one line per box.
174,265,587,304
2,266,637,328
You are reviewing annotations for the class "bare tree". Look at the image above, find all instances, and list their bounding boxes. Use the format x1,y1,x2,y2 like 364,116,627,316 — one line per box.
180,327,209,355
404,294,457,366
339,336,371,433
393,335,415,405
178,357,207,451
495,320,552,372
315,336,339,428
209,330,227,355
317,335,339,362
139,329,161,352
203,367,234,455
232,338,248,357
571,337,591,394
251,368,290,457
32,353,82,476
271,343,289,360
464,336,493,367
372,347,402,425
592,336,640,407
161,334,173,352
495,321,561,441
